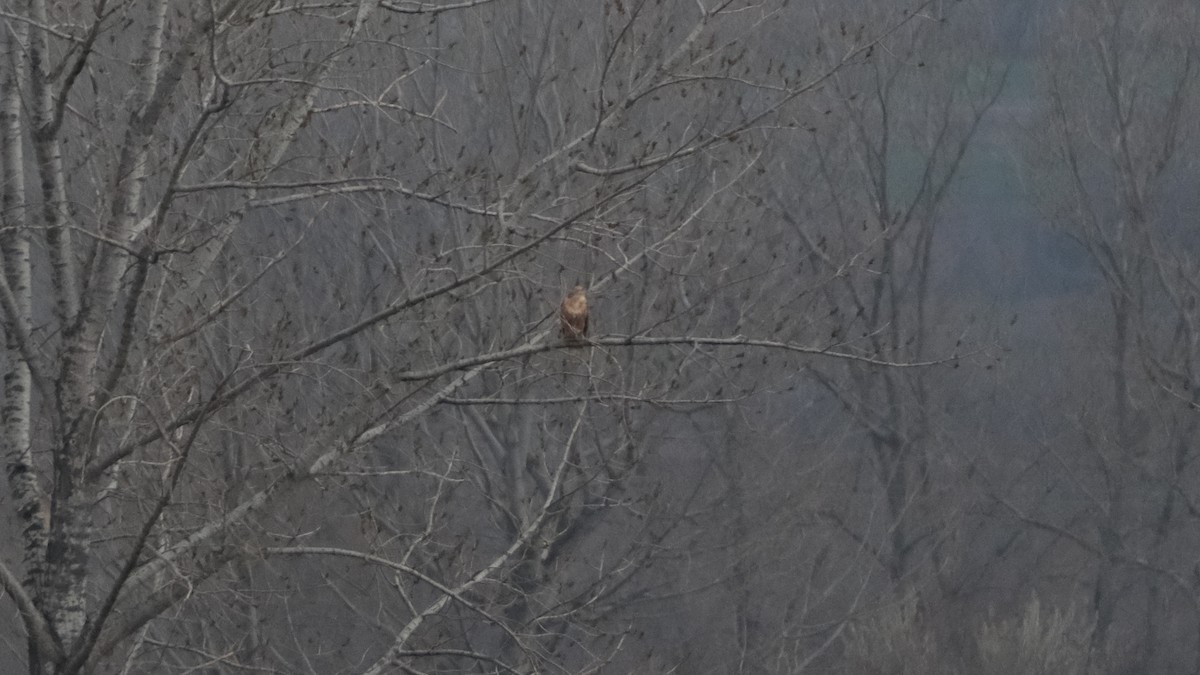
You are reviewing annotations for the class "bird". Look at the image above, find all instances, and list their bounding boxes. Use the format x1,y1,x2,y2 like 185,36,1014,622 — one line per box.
559,284,589,344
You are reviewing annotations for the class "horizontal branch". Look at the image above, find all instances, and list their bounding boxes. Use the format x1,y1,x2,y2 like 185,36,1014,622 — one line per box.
389,649,519,674
380,0,503,15
393,334,951,383
190,175,559,225
441,392,747,407
176,176,387,192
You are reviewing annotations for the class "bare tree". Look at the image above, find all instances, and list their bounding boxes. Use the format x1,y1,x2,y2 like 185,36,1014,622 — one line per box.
691,4,1010,666
0,1,957,673
1020,0,1200,670
797,0,1005,591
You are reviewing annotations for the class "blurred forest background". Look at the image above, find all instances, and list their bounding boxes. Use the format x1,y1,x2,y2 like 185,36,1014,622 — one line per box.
2,0,1200,673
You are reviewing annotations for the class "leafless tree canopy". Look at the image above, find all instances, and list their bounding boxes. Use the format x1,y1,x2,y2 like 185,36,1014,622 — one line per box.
2,0,1199,673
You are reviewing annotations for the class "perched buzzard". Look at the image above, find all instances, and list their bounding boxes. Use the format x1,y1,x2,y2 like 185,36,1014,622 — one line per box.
560,284,589,343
